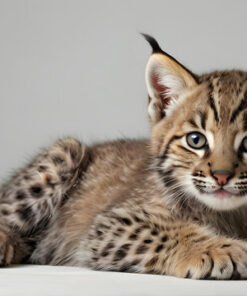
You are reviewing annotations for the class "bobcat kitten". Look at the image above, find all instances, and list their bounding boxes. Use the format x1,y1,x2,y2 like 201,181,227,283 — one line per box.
1,35,247,279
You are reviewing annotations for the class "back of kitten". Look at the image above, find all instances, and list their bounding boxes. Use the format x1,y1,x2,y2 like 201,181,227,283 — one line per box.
1,35,247,279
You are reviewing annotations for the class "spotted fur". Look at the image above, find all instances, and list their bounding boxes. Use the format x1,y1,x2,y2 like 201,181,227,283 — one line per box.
2,36,247,280
0,138,88,264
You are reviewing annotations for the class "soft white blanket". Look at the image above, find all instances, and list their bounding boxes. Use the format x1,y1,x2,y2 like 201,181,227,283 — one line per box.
0,265,247,296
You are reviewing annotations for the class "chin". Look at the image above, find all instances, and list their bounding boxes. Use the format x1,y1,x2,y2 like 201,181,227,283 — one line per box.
194,192,247,211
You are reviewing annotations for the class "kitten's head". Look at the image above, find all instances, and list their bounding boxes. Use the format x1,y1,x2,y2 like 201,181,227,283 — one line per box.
144,34,247,211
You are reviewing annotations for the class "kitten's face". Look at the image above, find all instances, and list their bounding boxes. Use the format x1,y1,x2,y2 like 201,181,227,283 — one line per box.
144,35,247,210
152,71,247,210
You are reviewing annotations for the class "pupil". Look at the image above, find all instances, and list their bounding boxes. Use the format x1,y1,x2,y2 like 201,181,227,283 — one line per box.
192,135,199,145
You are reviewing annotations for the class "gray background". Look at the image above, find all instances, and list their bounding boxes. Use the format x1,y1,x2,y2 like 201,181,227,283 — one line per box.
1,0,247,180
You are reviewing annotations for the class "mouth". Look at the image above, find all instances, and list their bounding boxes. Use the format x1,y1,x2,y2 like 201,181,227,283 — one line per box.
204,187,243,199
213,189,232,199
191,182,247,210
194,184,235,199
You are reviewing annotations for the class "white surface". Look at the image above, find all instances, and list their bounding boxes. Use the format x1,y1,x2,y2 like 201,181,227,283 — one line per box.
0,265,247,296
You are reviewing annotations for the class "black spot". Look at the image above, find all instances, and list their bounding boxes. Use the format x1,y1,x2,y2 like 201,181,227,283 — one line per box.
161,235,168,242
92,257,98,262
16,191,26,200
113,249,126,261
129,234,137,240
105,242,115,250
63,145,69,153
121,243,131,251
52,156,64,164
135,225,148,234
185,271,191,278
151,230,158,236
144,239,152,244
132,259,141,266
17,204,34,222
30,185,43,198
155,244,164,253
133,215,142,223
96,230,103,236
117,227,124,233
119,217,132,226
38,165,47,172
97,223,110,229
46,177,56,188
61,175,67,182
136,245,148,254
101,251,109,257
221,244,231,248
1,209,9,215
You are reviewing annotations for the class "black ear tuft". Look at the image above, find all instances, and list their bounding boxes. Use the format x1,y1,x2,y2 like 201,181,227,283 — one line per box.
141,34,163,53
141,33,199,85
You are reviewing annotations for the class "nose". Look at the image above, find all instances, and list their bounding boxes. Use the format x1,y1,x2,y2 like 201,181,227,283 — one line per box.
212,170,233,186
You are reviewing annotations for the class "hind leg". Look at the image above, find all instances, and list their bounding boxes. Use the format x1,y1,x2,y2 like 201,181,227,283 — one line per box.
0,137,89,265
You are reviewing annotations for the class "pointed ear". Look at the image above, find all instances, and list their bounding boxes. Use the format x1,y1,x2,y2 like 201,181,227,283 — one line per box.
143,34,198,126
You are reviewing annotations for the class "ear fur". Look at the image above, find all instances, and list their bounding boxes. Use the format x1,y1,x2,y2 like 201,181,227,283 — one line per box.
142,34,198,125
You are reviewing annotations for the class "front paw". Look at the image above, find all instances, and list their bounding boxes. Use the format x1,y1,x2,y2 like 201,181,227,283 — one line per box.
175,239,247,280
0,226,14,266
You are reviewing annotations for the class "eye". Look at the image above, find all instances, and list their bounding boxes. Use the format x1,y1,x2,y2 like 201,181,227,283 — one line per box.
186,132,207,149
242,137,247,152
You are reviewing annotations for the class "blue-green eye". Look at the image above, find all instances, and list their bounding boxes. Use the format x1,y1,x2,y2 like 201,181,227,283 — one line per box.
186,132,207,149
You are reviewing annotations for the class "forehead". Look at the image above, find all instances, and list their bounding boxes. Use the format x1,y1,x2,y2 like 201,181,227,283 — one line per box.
184,70,247,132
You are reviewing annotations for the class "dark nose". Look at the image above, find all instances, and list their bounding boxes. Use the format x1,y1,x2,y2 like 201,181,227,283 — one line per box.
212,170,233,186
